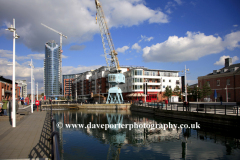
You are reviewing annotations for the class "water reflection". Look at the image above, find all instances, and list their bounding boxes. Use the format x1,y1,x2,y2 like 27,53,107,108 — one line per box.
53,110,240,160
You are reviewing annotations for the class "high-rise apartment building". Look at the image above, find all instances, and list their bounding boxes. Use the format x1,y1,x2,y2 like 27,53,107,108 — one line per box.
44,40,60,99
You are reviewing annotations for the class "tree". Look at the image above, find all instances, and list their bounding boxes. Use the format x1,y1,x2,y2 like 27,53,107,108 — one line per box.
190,86,203,101
202,82,212,98
173,86,181,97
41,93,44,96
163,86,173,101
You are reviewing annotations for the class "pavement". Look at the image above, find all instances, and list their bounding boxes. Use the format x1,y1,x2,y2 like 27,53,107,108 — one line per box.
0,106,51,159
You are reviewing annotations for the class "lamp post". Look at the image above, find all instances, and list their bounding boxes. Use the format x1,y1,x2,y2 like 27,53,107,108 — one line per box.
182,65,190,102
36,82,38,100
75,77,77,102
29,59,34,113
144,79,148,103
5,18,20,128
99,85,100,104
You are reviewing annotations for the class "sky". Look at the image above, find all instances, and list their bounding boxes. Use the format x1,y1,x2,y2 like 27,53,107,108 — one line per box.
0,0,240,94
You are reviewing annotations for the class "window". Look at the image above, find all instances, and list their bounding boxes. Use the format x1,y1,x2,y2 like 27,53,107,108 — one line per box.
228,92,231,99
176,80,180,84
133,85,143,90
169,80,171,82
134,70,142,76
207,81,210,87
227,79,230,85
217,80,220,86
163,79,165,82
134,78,143,83
169,86,171,88
163,85,165,88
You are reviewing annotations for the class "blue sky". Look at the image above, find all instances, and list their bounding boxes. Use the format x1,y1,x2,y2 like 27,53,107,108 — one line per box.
0,0,240,93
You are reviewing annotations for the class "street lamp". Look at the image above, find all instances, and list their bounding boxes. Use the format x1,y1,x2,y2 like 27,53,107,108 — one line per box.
36,82,38,100
29,59,34,113
5,19,20,128
99,85,100,104
181,65,190,102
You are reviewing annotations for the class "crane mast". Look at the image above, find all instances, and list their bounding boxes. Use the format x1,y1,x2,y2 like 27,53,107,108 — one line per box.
95,0,120,73
95,0,125,104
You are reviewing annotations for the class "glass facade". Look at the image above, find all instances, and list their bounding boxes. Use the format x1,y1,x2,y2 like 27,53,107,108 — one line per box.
44,40,60,98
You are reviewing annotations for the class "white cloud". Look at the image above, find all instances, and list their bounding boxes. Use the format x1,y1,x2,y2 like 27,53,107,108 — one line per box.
0,49,12,59
132,43,141,52
174,0,182,5
224,31,240,50
0,57,102,94
126,58,132,60
61,55,68,59
233,24,238,27
0,0,168,52
187,80,198,85
214,55,239,65
139,35,154,42
165,2,176,10
142,31,240,62
62,65,102,75
69,45,86,51
166,9,172,14
0,58,43,93
0,49,67,60
116,46,129,53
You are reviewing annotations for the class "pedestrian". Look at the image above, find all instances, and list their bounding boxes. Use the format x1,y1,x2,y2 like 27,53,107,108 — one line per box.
2,96,8,116
183,100,186,111
220,96,223,105
39,100,42,111
0,99,3,116
187,101,190,111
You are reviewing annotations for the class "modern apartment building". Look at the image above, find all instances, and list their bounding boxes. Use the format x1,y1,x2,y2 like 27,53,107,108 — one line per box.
198,58,240,102
44,40,61,99
71,66,181,102
15,80,27,98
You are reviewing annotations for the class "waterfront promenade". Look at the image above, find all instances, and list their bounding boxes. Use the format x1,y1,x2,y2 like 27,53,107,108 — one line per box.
0,106,51,159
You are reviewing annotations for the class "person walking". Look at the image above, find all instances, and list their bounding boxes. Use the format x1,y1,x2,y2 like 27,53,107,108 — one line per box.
2,97,8,116
220,96,223,105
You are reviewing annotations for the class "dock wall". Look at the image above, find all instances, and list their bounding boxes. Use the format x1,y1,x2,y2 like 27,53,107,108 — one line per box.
131,105,240,127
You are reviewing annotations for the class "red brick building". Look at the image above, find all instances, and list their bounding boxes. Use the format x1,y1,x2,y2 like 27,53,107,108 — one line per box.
0,76,21,101
198,58,240,102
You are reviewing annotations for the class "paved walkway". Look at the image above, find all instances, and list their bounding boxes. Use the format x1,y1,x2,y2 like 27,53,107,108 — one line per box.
0,109,51,159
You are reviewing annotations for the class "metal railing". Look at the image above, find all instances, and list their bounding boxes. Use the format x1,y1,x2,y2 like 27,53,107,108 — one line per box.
132,101,240,116
50,103,61,160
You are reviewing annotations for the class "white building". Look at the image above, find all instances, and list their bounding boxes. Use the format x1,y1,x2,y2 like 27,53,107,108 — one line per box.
16,80,27,98
120,67,181,102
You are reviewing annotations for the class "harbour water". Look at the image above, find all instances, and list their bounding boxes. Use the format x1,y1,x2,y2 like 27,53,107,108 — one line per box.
53,110,240,160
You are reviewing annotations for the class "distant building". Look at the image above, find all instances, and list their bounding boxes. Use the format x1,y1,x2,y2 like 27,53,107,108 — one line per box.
0,76,21,101
15,80,27,98
198,58,240,102
44,40,61,99
71,66,181,102
62,74,79,99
